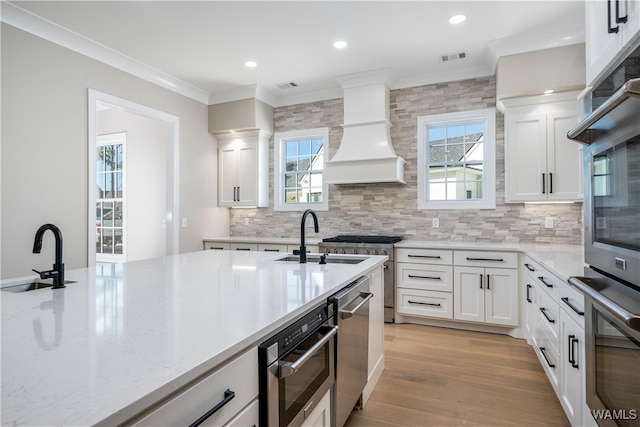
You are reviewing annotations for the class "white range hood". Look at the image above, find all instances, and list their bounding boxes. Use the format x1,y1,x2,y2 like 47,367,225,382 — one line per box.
326,69,406,184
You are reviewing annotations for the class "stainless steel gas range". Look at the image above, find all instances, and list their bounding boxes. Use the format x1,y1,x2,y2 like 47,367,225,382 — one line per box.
319,235,403,323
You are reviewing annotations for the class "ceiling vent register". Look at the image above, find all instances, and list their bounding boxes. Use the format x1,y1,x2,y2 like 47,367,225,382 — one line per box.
441,51,467,62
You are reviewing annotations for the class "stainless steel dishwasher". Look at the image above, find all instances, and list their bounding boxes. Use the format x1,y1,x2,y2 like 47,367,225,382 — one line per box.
330,275,373,427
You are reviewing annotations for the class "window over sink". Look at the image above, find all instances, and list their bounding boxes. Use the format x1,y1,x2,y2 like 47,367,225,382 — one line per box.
274,127,329,211
417,108,496,210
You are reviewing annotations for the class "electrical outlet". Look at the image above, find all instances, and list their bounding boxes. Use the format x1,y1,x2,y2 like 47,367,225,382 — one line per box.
181,217,187,228
544,217,554,229
245,218,250,226
432,217,439,228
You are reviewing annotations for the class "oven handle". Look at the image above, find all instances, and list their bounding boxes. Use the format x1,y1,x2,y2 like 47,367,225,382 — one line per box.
278,326,338,379
340,292,373,319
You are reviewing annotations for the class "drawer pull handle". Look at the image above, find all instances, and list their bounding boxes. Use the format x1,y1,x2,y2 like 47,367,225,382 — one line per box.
235,248,251,251
561,297,584,316
263,248,280,252
408,300,442,307
539,347,556,368
408,254,441,259
526,284,532,303
466,257,504,262
524,263,535,272
538,276,553,288
540,307,556,323
209,246,225,250
408,274,441,280
568,335,580,369
189,389,235,427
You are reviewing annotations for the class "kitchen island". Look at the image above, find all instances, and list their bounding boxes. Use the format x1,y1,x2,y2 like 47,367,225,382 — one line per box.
1,250,387,426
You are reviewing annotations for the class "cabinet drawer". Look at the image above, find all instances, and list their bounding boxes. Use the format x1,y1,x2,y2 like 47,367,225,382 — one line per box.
131,347,258,427
204,241,231,251
257,243,288,252
536,333,560,394
559,281,586,326
537,290,560,347
230,243,258,251
530,269,561,300
396,288,453,319
223,399,258,427
396,248,453,265
396,263,453,292
454,251,518,269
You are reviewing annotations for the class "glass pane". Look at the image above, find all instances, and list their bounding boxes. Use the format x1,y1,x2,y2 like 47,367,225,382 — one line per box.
103,229,113,254
116,172,123,198
429,145,447,163
103,202,114,227
429,165,446,181
97,173,105,198
464,142,484,161
298,156,312,172
97,147,105,172
312,139,323,155
310,172,322,187
447,144,465,162
114,230,123,255
285,189,297,203
428,126,446,144
429,182,446,201
114,201,123,226
285,173,297,187
451,181,466,200
116,144,124,171
299,139,311,156
285,158,297,172
297,172,311,187
466,122,484,139
309,189,322,202
286,141,298,157
311,154,323,171
466,179,483,199
105,146,115,171
447,125,464,144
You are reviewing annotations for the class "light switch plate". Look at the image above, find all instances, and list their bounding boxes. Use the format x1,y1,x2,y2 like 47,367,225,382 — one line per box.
181,217,187,228
544,217,554,229
432,217,439,228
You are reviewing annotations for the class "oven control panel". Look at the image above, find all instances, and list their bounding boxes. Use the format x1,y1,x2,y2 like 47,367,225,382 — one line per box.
283,311,325,349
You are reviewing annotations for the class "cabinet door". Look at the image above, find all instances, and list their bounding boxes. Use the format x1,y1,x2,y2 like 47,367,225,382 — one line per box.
453,266,485,323
484,268,519,326
586,0,623,84
622,0,640,47
219,145,239,206
302,389,331,427
236,144,258,206
546,111,582,201
524,281,538,343
560,312,585,427
505,113,547,202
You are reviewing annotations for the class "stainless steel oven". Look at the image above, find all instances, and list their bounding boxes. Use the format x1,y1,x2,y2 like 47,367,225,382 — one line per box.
259,303,337,427
568,77,640,426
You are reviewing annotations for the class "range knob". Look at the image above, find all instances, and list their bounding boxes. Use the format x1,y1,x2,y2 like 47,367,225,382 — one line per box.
373,250,378,255
341,249,346,254
353,249,358,254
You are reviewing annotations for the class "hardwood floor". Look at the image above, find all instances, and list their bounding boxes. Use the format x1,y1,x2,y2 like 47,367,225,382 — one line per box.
344,323,570,427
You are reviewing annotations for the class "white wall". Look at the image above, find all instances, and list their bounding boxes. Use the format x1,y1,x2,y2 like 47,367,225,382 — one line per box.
97,109,169,262
1,23,229,279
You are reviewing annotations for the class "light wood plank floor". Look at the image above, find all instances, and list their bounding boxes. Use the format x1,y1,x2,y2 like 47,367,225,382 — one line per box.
344,323,570,427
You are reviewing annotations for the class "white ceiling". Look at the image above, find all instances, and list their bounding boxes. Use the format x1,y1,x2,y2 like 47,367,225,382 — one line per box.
6,1,586,106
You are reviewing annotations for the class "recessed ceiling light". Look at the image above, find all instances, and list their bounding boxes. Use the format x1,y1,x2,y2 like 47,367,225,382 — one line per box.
449,14,466,24
244,61,257,68
333,40,348,49
543,89,554,94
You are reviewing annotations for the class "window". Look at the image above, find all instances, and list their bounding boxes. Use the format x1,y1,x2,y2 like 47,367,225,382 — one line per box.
274,128,329,211
417,109,496,210
96,132,126,262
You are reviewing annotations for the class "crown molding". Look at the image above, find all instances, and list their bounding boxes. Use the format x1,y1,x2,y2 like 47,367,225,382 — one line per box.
1,1,209,104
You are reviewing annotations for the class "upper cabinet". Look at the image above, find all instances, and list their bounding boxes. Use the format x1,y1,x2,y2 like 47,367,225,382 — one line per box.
503,93,583,203
586,0,640,85
217,130,269,208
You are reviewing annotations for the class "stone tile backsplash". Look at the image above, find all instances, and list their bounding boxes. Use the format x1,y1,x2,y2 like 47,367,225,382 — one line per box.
229,76,583,245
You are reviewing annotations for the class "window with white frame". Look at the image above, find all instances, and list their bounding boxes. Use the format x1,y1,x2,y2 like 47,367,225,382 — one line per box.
274,128,329,211
417,108,496,209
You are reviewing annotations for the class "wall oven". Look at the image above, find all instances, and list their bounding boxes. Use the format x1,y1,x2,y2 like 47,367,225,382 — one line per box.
568,78,640,426
258,302,337,427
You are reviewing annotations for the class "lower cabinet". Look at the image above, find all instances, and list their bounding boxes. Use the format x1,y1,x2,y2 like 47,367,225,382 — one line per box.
453,266,519,326
302,389,331,427
559,312,585,427
127,347,258,427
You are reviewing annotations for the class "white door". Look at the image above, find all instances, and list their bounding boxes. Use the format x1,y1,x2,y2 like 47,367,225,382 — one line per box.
454,266,484,323
484,268,518,326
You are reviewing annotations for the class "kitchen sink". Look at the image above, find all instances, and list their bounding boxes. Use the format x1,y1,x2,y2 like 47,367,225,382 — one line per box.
275,255,367,264
1,280,77,293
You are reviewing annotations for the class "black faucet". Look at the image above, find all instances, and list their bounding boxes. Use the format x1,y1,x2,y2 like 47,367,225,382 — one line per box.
298,209,319,263
32,224,65,289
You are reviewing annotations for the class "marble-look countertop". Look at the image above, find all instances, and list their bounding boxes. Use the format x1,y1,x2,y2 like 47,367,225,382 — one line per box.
1,250,386,426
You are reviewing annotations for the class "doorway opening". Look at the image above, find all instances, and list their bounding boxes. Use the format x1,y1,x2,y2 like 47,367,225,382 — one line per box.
88,90,179,267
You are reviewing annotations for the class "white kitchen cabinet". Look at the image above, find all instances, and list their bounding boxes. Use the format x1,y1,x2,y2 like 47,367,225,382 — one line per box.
257,243,288,252
302,389,331,427
204,241,231,250
362,264,385,406
560,311,586,427
453,266,519,326
128,347,258,427
218,130,269,208
223,399,258,426
586,0,640,85
230,242,258,251
504,97,582,203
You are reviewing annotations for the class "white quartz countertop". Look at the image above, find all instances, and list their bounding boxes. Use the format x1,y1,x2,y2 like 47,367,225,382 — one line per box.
1,250,386,426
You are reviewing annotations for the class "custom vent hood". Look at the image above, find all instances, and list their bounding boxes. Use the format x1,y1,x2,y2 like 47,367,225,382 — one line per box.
325,69,406,184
